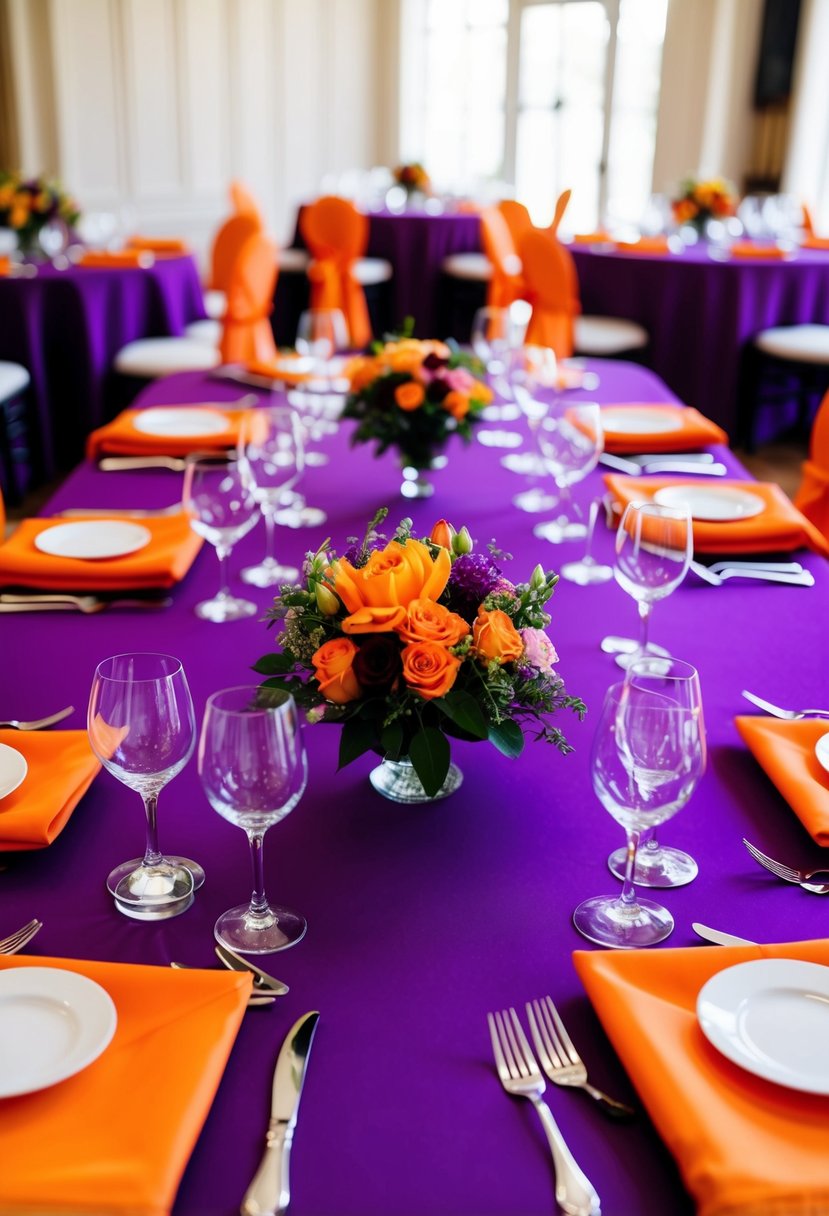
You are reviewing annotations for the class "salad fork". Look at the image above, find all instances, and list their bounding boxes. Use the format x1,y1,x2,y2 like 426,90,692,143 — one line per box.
526,996,635,1120
743,839,829,894
741,691,829,720
0,918,43,954
0,706,74,730
487,1007,601,1216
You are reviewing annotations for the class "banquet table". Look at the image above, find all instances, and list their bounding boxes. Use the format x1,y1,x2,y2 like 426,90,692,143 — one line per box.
0,256,206,480
2,357,829,1215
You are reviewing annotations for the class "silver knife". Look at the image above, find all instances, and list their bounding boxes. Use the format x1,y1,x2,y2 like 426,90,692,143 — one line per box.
98,455,189,472
240,1010,320,1216
215,943,289,995
692,923,756,947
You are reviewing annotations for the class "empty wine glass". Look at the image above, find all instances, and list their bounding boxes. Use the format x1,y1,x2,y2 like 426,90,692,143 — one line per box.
87,653,203,920
182,457,260,621
296,308,349,375
573,664,706,947
607,657,705,887
533,401,603,542
606,501,692,668
198,686,308,953
559,497,613,584
237,406,304,587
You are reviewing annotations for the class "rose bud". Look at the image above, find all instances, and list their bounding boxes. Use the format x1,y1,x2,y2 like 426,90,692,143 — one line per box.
530,564,546,591
430,519,456,550
315,581,340,616
453,526,473,555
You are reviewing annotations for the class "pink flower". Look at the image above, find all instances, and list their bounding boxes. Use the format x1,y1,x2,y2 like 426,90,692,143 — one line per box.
443,367,477,393
520,627,559,675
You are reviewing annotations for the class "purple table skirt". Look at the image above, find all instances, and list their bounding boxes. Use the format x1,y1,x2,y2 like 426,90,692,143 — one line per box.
0,256,206,479
2,359,828,1215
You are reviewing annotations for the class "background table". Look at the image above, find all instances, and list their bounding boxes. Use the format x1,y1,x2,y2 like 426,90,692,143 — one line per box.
2,358,827,1214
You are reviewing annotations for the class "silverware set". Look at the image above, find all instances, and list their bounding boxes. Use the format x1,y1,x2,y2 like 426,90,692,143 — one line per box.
0,593,172,614
599,451,727,476
170,943,289,1007
0,706,74,729
743,839,829,895
0,918,43,954
691,560,814,587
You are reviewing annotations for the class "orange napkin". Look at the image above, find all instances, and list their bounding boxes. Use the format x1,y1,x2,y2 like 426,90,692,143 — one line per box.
126,236,190,256
0,730,99,850
247,355,314,385
0,954,250,1216
0,512,203,591
0,256,10,276
77,250,153,269
574,939,829,1216
600,404,728,453
800,236,829,252
735,716,829,845
613,236,672,255
729,242,788,260
603,474,829,556
571,231,612,245
86,405,266,459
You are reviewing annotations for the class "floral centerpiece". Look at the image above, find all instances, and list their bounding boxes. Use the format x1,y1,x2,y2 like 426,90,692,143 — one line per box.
254,510,585,803
393,163,431,196
0,171,79,253
342,334,493,498
671,177,737,233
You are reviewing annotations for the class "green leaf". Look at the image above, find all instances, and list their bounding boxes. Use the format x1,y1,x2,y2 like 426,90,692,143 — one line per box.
252,652,295,675
488,719,525,759
338,716,377,770
408,727,450,798
435,691,489,740
380,720,404,761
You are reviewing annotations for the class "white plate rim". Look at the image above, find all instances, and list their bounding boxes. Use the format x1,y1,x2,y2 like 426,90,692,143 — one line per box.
652,484,766,522
0,966,117,1097
600,406,685,434
34,521,152,560
815,733,829,775
132,407,231,437
0,742,28,800
697,958,829,1093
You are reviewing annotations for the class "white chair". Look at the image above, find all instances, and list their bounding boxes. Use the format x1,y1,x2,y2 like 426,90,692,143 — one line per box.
441,252,493,283
353,256,393,286
0,361,31,503
739,323,829,449
113,337,221,379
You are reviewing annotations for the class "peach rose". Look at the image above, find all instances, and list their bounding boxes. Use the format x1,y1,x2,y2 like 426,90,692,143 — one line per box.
345,356,381,394
429,519,455,549
401,641,461,700
473,608,524,664
397,598,469,647
329,539,451,634
443,390,470,419
312,637,361,704
395,381,425,411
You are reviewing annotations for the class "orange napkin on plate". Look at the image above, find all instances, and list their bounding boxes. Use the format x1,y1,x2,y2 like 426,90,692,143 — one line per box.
77,249,153,269
602,475,829,556
735,716,829,845
571,231,612,245
0,512,203,591
126,235,190,256
0,954,250,1216
86,406,266,459
729,242,788,260
574,939,829,1216
0,730,99,850
247,355,314,385
800,236,829,252
600,404,727,453
613,236,672,255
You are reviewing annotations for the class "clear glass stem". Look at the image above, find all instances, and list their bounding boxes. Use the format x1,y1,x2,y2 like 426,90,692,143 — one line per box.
262,509,276,562
641,828,659,853
582,499,599,563
620,829,641,906
638,600,652,653
247,832,270,918
215,546,231,600
142,793,163,867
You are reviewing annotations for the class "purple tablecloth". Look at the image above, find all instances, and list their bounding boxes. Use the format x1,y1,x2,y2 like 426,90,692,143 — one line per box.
0,256,206,479
2,359,828,1215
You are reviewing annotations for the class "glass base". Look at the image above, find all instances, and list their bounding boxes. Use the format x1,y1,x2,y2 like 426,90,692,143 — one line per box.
274,505,327,528
560,558,613,585
195,594,258,622
534,518,588,543
513,488,558,513
608,843,698,888
600,636,670,658
107,859,195,920
241,557,299,587
215,902,306,954
114,891,194,921
108,855,205,897
369,757,463,803
614,645,674,672
304,451,329,467
573,894,674,948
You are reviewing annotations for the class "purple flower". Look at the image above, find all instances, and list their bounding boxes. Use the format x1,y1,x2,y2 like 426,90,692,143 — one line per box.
519,627,559,675
341,534,387,567
447,552,502,616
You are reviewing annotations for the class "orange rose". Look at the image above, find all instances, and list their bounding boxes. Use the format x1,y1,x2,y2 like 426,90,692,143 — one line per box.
401,641,461,700
345,356,381,394
397,598,470,646
443,390,470,419
329,539,451,633
312,637,361,704
395,381,425,411
473,608,523,664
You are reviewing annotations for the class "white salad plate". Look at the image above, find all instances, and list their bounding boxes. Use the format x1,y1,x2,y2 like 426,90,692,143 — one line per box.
601,407,684,435
132,407,231,437
697,958,829,1093
0,742,27,800
34,521,152,560
0,967,117,1097
653,485,766,521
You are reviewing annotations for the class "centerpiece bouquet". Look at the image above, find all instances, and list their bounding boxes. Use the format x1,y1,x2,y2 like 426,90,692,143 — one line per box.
671,177,737,233
254,509,585,803
342,333,493,498
393,163,431,196
0,171,80,253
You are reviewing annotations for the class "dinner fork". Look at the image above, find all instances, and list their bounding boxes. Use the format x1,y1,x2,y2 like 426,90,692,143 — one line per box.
0,594,172,614
743,839,829,894
690,562,814,587
741,691,829,720
487,1008,601,1216
0,706,74,730
0,918,43,954
526,997,635,1121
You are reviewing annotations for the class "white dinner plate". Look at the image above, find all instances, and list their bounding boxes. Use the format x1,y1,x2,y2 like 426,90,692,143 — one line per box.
0,967,117,1097
272,356,314,376
601,406,684,435
697,959,829,1093
0,742,27,800
815,733,829,775
34,521,152,560
132,407,231,437
652,485,766,522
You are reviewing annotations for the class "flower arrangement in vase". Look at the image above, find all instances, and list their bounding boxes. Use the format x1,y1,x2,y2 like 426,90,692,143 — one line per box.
393,163,432,196
0,171,79,254
254,509,585,803
342,332,493,498
671,177,737,235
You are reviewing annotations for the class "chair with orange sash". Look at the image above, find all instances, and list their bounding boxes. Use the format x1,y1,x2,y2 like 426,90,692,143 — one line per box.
218,231,279,365
479,206,527,311
794,388,829,541
497,199,534,249
186,213,262,343
230,179,264,225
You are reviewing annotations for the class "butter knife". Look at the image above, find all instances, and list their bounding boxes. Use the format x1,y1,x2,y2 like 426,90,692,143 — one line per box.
692,923,756,947
240,1010,320,1216
215,943,289,995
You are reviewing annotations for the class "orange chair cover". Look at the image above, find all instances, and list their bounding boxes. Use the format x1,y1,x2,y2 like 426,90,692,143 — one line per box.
735,716,829,844
480,206,526,311
794,390,829,541
0,255,10,276
518,229,580,357
300,196,371,348
218,232,279,365
497,199,534,246
0,729,100,849
230,178,264,224
86,406,267,460
549,188,572,235
802,202,816,236
207,213,261,294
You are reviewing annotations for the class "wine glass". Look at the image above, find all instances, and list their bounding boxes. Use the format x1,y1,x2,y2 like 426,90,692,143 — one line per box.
296,308,349,374
606,501,692,668
573,666,706,947
559,497,613,585
608,657,705,887
237,406,304,587
182,457,260,621
87,653,204,920
533,401,603,542
198,686,308,953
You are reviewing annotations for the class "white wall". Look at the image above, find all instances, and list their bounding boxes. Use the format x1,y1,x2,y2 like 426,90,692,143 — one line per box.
7,0,387,262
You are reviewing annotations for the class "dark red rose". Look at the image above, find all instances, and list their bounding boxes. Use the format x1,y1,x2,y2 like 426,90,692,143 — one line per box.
426,378,450,404
353,634,403,689
422,352,447,371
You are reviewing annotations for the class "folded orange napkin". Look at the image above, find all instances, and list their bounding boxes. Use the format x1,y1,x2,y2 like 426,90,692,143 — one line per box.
574,939,829,1216
0,954,250,1216
0,256,10,276
77,249,153,269
0,730,99,850
735,716,829,844
603,475,829,556
126,235,190,256
571,231,612,245
247,355,313,385
800,236,829,252
0,512,203,591
613,236,672,254
600,404,728,453
729,242,788,260
86,405,267,459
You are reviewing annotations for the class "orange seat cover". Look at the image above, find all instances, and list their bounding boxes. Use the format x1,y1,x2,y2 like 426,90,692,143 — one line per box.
300,196,372,348
518,229,580,357
497,199,534,246
480,206,526,311
794,388,829,542
219,232,279,365
230,179,264,224
207,213,261,294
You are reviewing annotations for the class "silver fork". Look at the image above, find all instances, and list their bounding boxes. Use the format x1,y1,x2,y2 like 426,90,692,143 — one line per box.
741,690,829,719
690,563,814,587
743,839,829,894
0,594,172,614
526,997,635,1121
0,706,74,730
488,1008,601,1216
0,918,43,954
